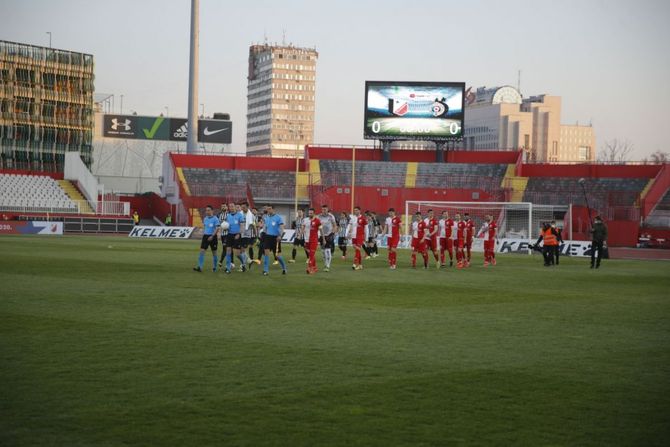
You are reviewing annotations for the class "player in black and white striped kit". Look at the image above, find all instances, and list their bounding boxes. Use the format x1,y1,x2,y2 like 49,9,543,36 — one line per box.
364,211,381,259
337,212,349,259
290,209,308,263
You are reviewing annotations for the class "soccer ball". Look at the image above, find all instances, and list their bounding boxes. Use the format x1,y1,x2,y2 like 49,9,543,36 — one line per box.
220,221,230,231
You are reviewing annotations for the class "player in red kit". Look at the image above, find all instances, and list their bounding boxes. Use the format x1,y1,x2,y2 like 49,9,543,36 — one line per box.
383,208,402,269
410,212,429,269
303,208,321,274
350,206,367,270
477,214,498,266
463,212,476,267
424,209,440,267
454,213,466,269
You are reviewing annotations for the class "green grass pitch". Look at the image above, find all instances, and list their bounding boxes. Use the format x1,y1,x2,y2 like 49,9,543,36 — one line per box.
1,235,669,446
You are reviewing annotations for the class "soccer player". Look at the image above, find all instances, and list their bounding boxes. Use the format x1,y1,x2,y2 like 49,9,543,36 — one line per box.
383,207,401,269
350,206,367,270
256,207,266,264
290,209,307,263
319,204,337,272
424,209,439,267
437,210,449,268
365,211,381,258
454,213,466,269
445,211,455,267
478,214,497,266
337,211,349,259
410,212,429,269
193,205,220,272
224,202,244,274
217,203,228,269
261,205,287,276
248,207,261,264
304,208,322,274
464,213,476,267
238,202,254,270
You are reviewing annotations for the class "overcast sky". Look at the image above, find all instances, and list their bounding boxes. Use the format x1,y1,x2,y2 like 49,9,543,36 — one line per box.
2,0,669,159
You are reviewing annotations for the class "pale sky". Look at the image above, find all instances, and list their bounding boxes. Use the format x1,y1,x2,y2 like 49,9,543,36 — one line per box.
2,0,669,159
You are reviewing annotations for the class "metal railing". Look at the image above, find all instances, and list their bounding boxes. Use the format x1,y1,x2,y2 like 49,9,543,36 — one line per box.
93,201,130,216
0,199,129,216
0,202,80,214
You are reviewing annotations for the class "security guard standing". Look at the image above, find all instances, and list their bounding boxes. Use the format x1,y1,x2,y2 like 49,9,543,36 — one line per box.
590,216,608,269
551,220,563,265
535,222,558,266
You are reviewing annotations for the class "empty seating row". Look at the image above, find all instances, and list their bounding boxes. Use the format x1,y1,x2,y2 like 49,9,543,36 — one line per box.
524,177,648,193
644,189,670,228
0,173,78,212
654,189,670,211
182,168,295,199
319,160,407,187
414,163,507,190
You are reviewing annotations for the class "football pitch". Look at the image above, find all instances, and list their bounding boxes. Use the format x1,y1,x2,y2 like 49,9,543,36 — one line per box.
1,235,669,446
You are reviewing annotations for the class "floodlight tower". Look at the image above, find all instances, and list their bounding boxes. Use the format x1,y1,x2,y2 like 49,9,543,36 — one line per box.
186,0,199,154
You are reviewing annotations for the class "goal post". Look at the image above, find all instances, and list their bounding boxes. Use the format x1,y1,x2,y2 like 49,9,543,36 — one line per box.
404,201,541,254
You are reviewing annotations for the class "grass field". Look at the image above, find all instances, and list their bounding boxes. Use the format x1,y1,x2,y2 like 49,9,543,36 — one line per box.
1,235,669,446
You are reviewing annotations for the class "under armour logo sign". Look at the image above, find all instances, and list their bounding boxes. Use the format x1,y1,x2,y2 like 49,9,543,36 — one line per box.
111,118,131,131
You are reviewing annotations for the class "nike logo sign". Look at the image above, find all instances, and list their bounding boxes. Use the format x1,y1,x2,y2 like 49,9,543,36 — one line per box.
203,127,229,136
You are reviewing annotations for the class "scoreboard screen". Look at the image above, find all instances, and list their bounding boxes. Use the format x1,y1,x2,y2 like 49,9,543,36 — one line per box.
364,81,465,141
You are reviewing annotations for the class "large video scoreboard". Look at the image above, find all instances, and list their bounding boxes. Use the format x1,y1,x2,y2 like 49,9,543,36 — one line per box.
364,81,465,141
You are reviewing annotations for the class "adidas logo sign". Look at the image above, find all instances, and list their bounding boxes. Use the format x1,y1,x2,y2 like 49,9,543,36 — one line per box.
173,123,188,138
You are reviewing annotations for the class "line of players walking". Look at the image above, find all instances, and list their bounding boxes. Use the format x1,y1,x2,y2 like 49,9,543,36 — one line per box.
194,202,498,275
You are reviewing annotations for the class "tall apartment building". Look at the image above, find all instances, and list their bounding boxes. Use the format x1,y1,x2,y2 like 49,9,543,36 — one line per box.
0,40,94,171
463,86,595,162
246,44,317,157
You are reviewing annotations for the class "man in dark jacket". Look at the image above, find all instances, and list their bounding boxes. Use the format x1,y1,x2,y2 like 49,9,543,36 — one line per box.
590,216,608,269
551,220,563,265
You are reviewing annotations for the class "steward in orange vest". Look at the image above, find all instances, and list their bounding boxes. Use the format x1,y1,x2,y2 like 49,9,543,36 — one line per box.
536,222,558,266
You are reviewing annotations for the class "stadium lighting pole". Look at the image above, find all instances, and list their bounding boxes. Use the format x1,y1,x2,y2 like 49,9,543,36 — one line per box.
294,143,299,217
350,145,356,214
186,0,199,154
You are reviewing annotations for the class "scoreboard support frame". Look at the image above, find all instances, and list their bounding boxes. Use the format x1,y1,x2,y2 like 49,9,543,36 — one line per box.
381,140,392,162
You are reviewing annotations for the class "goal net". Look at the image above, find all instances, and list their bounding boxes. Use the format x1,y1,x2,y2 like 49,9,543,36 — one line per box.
404,201,564,252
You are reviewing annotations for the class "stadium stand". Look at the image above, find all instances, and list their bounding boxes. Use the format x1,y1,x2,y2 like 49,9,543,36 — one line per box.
644,189,670,228
165,148,669,247
319,160,406,187
523,177,649,208
182,168,295,199
0,173,78,213
414,163,507,189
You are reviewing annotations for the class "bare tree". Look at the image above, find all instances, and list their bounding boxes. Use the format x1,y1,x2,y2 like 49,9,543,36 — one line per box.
597,139,634,163
649,150,669,164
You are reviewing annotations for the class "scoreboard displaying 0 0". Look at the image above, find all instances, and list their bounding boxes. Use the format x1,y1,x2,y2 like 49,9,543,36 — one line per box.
364,81,465,141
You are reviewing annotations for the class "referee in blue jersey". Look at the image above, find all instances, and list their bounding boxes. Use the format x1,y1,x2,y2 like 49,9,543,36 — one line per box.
194,205,220,272
262,205,287,276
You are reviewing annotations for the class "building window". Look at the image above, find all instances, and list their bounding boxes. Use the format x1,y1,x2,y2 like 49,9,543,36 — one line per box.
578,146,591,161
